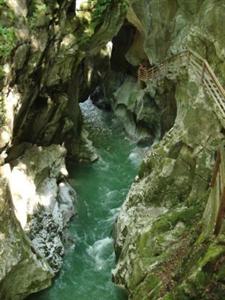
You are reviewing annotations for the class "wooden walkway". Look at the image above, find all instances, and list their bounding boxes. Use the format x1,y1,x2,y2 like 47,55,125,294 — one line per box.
138,49,225,127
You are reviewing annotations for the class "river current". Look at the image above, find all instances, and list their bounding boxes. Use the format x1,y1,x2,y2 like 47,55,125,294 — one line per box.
29,100,146,300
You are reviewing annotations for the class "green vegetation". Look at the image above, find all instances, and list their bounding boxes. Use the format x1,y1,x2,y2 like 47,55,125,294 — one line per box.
0,26,16,58
28,0,48,28
0,0,17,59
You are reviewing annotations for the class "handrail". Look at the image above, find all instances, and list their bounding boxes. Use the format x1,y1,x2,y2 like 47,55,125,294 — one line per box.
137,49,225,126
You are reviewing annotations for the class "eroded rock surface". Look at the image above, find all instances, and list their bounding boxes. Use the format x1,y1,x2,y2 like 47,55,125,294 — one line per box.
112,1,225,298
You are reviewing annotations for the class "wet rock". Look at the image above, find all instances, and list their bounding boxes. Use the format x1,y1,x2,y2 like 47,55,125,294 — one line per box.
58,181,77,226
78,128,99,163
28,209,64,273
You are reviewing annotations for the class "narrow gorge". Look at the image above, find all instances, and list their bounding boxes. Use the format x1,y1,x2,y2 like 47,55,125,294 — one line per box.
1,1,225,300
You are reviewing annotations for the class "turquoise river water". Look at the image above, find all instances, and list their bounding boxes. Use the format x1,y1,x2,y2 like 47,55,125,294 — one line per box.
29,100,146,300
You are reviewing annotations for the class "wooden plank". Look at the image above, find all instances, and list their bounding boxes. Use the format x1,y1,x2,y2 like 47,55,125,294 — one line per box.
204,87,225,120
204,61,225,99
214,147,225,235
204,86,223,113
203,77,225,113
214,185,225,235
189,49,205,64
190,57,202,71
210,150,221,187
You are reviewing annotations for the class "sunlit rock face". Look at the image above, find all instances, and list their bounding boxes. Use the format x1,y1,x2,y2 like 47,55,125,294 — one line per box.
0,165,53,300
0,145,77,298
76,0,88,10
9,145,76,273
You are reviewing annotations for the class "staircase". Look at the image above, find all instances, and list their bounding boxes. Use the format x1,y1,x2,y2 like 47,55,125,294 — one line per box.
138,49,225,127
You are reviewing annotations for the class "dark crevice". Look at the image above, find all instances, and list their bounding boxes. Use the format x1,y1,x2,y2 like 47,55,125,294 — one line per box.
111,21,137,75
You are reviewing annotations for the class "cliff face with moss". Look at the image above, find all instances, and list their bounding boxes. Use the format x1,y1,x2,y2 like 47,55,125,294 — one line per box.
1,0,225,299
111,1,225,299
93,0,225,143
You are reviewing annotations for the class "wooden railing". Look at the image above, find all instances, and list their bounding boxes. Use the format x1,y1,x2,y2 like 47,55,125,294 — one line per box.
138,49,225,127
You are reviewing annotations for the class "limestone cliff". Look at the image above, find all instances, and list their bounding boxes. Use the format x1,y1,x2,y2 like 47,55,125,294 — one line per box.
94,0,225,144
113,1,225,299
1,0,225,299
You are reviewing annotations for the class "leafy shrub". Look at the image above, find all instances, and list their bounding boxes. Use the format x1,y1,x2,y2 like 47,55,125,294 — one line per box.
29,1,48,28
